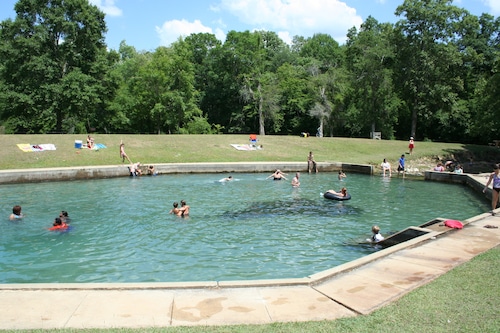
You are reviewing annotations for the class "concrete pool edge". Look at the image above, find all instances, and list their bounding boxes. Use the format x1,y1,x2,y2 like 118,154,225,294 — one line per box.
0,161,373,184
1,166,499,330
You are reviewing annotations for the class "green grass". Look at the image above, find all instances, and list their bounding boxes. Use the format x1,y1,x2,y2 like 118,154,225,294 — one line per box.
1,134,499,332
2,134,499,172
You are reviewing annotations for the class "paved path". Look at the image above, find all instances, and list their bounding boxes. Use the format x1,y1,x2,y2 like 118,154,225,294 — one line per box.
1,173,499,330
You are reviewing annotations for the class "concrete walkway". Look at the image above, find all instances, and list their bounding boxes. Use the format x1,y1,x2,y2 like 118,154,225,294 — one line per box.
0,172,499,330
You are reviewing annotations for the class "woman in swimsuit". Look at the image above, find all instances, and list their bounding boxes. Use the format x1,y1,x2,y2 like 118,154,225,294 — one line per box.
267,169,287,180
483,163,500,215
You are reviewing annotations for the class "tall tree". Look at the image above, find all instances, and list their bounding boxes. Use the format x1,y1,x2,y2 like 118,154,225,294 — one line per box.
301,34,346,137
0,0,107,133
345,17,400,139
394,0,468,140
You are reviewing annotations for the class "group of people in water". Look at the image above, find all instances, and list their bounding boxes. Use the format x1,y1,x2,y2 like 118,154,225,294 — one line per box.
9,205,71,231
169,200,190,217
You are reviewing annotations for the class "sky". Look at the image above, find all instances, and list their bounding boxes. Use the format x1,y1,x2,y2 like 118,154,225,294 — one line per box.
0,0,499,51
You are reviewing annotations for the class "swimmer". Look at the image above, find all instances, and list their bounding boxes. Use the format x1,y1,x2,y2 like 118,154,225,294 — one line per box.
59,211,71,224
177,200,190,217
148,165,157,176
325,187,348,197
338,170,346,180
219,176,233,182
369,225,384,243
9,205,24,220
49,217,68,231
291,172,300,187
267,169,287,181
169,202,180,215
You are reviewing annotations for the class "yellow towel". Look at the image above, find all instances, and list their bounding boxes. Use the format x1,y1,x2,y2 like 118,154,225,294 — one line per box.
17,144,33,152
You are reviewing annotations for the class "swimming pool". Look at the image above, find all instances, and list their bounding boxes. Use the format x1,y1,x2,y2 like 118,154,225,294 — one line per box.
0,172,488,283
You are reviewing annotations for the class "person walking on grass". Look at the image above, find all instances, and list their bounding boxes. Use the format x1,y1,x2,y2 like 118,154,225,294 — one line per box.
119,140,132,164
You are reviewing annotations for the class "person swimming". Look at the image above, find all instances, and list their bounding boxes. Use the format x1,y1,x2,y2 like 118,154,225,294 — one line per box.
9,205,24,220
169,202,180,215
49,217,68,231
267,169,287,181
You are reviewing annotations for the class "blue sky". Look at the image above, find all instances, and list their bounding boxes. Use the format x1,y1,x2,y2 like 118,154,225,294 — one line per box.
0,0,498,51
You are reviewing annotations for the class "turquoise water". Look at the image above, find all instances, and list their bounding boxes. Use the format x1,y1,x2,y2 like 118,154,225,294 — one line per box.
0,173,489,283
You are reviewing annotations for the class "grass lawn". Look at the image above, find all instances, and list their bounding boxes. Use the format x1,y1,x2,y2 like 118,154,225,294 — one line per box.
1,134,499,172
1,134,499,332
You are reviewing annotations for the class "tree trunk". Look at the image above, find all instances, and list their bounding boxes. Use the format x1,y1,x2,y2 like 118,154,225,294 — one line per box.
258,82,265,136
411,98,418,138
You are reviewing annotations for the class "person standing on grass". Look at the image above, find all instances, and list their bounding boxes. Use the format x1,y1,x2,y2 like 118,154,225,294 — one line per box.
408,137,415,155
483,163,500,215
119,140,132,164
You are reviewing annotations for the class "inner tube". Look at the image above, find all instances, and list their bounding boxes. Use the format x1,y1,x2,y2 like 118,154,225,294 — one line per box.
323,192,351,201
49,223,69,231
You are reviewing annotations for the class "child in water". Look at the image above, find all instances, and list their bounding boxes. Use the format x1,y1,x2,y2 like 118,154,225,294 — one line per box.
370,225,384,243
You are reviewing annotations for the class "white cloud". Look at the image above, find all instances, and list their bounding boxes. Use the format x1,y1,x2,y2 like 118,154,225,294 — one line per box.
156,19,214,46
482,0,500,15
88,0,122,17
217,0,363,43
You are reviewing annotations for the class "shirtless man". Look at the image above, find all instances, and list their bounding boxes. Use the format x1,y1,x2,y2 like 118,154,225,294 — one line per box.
120,140,132,164
169,202,180,215
177,200,190,217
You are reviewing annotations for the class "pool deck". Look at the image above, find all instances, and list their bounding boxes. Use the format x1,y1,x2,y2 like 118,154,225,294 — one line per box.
0,171,499,329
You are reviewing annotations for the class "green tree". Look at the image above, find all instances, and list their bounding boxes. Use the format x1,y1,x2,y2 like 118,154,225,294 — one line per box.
0,0,107,133
345,17,400,139
456,13,500,143
300,34,346,137
394,0,468,140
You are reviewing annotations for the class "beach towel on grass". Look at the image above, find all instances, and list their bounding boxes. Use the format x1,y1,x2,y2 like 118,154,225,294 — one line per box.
17,144,56,152
92,143,107,149
230,144,257,151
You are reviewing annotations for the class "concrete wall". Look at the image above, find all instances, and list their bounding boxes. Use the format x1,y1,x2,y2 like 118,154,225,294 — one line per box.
0,162,374,185
425,170,492,201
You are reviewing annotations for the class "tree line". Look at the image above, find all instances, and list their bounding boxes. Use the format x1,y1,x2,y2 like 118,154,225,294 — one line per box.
0,0,498,144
